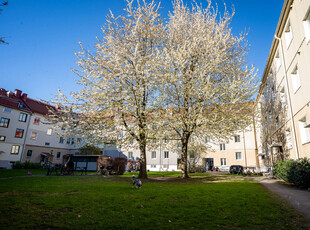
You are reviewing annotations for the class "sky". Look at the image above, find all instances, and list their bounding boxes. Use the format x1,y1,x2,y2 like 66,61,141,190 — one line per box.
0,0,284,102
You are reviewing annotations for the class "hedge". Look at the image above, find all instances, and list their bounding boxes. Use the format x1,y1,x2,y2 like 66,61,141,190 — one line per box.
274,158,310,189
12,161,41,169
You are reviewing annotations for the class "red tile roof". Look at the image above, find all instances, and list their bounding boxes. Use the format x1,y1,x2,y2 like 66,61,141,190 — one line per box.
0,88,55,115
0,88,31,112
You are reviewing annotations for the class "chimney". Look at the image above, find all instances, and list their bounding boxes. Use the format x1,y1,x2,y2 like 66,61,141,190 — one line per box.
22,93,28,101
15,89,22,98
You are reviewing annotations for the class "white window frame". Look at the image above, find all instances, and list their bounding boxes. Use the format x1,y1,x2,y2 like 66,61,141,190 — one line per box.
274,49,281,71
286,128,293,149
220,158,227,166
205,136,211,143
303,8,310,43
164,151,169,158
57,152,61,159
33,117,40,125
284,20,293,48
298,117,310,144
47,128,53,136
128,151,133,159
19,113,27,122
280,87,286,107
151,151,156,159
220,143,226,151
30,132,37,140
236,152,242,160
151,164,156,168
234,135,240,143
11,145,20,155
291,65,301,93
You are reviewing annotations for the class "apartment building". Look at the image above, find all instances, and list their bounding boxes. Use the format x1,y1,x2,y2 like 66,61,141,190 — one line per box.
257,0,310,167
0,88,80,168
0,89,32,168
200,126,261,171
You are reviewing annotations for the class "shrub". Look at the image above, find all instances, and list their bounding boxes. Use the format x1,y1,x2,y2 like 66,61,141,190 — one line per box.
113,157,127,175
12,161,23,169
11,161,41,169
274,158,310,189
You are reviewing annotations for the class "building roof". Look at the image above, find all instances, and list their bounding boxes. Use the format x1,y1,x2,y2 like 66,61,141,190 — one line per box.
0,88,55,115
0,88,31,113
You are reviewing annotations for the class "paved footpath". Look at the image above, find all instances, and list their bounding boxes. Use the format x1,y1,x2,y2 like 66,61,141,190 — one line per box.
254,177,310,222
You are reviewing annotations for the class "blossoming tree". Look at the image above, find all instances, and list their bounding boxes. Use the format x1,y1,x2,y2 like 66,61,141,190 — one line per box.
157,0,258,178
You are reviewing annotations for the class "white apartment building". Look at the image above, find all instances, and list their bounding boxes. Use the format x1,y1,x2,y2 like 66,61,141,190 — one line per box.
0,88,80,169
257,0,310,167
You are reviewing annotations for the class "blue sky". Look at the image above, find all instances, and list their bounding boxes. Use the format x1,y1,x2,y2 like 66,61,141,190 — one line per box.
0,0,284,101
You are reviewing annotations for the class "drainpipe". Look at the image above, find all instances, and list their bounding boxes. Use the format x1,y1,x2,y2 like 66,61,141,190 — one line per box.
20,112,32,163
243,129,248,168
274,35,299,160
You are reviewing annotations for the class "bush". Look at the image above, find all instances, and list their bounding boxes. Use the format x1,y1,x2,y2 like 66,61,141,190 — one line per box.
11,161,41,169
274,158,310,189
113,157,127,175
12,161,23,169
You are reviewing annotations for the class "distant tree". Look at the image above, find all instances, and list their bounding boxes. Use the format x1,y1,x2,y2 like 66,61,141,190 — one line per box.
0,1,8,45
78,144,102,155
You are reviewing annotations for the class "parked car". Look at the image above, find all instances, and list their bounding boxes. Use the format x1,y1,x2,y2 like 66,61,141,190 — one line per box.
229,165,243,175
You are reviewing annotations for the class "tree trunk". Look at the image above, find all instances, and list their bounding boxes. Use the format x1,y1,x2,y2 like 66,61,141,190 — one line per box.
138,142,148,179
180,136,189,178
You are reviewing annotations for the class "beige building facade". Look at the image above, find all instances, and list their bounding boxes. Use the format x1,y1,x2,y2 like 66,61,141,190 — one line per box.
257,0,310,168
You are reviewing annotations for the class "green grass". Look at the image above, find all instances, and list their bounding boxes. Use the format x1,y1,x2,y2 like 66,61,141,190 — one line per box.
0,169,47,178
0,173,308,230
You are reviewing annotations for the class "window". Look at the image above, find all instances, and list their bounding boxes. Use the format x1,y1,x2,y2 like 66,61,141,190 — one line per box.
284,20,293,48
164,138,169,144
59,137,64,143
164,151,169,158
291,65,301,93
15,129,24,138
151,165,156,168
129,139,134,145
220,158,227,166
57,152,61,159
303,9,310,43
47,128,53,135
67,138,74,145
274,49,281,71
0,135,5,141
220,144,226,151
276,116,279,129
11,145,20,155
128,151,133,159
33,117,40,125
236,152,242,160
298,117,310,144
19,113,27,122
163,164,168,168
286,128,293,149
45,142,50,146
3,108,11,113
151,151,156,159
205,136,211,143
280,87,286,106
30,132,37,140
234,135,240,143
0,117,10,128
26,150,32,157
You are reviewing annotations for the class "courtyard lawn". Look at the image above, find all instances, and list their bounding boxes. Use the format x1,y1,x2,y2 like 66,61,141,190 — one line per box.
0,169,46,178
0,174,308,230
